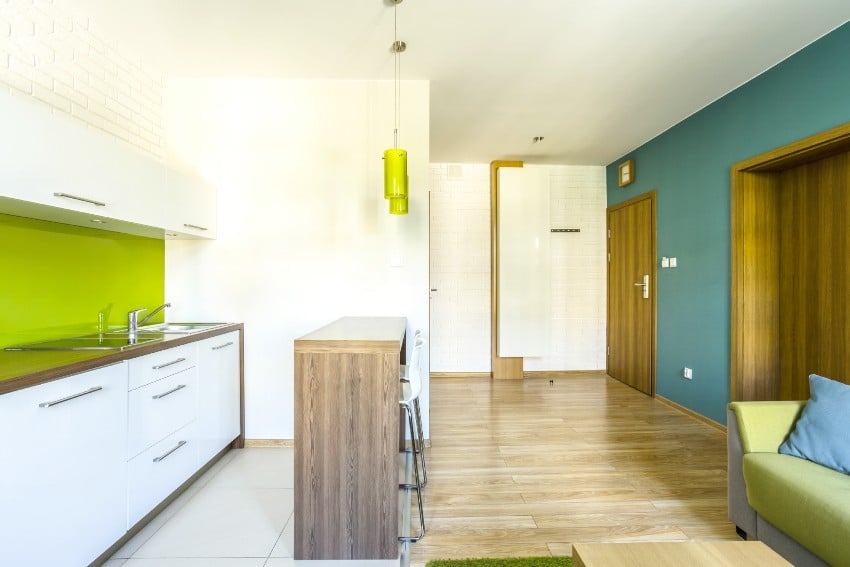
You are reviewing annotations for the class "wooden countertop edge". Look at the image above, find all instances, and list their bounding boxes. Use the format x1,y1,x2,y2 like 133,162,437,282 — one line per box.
0,323,244,396
294,338,402,354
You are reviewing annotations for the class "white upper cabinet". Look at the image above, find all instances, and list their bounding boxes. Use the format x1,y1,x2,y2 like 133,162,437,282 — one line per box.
0,94,215,240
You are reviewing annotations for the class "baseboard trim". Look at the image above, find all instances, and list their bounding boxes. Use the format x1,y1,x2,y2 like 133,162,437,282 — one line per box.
523,370,607,379
245,438,432,448
244,439,295,448
430,370,607,380
655,394,726,434
430,372,491,379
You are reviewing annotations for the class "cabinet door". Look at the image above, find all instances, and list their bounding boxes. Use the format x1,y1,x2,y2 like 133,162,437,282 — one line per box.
0,363,129,567
197,331,241,465
165,169,218,239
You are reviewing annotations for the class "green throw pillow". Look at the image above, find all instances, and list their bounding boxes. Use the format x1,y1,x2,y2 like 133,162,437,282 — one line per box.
779,374,850,474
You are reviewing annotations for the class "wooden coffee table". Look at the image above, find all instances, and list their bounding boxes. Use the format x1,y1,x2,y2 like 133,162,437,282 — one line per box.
571,541,792,566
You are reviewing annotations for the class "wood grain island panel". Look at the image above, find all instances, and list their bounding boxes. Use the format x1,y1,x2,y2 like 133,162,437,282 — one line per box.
294,316,406,560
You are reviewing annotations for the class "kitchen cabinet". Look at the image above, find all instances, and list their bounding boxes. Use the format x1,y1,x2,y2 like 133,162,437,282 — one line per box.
0,362,129,567
166,169,218,239
197,331,241,464
126,346,200,526
0,93,214,240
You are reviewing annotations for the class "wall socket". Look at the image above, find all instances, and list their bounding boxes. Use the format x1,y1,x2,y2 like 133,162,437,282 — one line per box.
683,367,693,380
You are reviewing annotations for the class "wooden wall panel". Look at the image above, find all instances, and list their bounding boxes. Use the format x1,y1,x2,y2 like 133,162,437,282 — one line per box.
730,171,781,401
778,152,850,399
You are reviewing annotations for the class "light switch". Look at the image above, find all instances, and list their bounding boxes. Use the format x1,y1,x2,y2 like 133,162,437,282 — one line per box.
670,257,678,268
661,257,670,268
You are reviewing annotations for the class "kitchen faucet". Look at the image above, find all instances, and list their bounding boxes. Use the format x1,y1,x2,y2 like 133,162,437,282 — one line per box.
128,302,171,332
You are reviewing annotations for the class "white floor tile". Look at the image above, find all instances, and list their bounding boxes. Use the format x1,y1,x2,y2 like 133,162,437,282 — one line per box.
264,559,295,567
112,450,239,559
208,448,294,489
269,511,294,557
133,486,294,558
103,560,127,566
124,559,265,567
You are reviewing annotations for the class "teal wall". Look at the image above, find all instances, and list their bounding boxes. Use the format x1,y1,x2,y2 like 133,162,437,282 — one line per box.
0,213,165,348
606,22,850,424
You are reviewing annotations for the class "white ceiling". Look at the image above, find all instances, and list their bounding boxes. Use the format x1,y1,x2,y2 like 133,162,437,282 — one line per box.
59,0,850,165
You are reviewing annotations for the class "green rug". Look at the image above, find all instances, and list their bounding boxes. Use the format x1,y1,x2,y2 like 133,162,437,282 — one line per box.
426,557,572,567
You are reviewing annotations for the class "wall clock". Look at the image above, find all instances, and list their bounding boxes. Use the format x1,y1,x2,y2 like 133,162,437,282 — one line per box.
618,159,635,187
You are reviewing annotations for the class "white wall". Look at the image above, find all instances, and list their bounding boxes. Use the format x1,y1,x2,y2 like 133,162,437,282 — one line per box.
0,0,164,160
163,78,430,440
429,163,607,372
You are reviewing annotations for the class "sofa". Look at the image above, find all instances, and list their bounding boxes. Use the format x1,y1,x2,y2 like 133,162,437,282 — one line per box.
728,401,850,567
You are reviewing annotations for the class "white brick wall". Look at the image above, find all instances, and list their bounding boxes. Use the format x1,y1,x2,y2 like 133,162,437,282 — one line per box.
429,163,608,373
0,0,164,160
429,163,492,372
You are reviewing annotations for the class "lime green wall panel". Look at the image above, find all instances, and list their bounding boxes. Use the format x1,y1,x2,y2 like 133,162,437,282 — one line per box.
0,213,164,348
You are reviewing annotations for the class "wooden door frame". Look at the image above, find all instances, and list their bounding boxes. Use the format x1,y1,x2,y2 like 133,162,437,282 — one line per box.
606,190,657,396
731,121,850,401
490,160,524,379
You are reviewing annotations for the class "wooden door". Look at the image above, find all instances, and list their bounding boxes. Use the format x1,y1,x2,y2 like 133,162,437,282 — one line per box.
607,192,656,395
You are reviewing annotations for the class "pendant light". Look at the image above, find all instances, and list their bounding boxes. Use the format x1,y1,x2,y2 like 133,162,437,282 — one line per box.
384,0,408,215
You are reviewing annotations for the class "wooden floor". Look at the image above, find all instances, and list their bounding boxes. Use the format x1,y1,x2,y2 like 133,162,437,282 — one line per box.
408,373,736,566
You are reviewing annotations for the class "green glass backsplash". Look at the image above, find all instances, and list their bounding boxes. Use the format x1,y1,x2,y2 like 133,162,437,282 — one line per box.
0,213,164,348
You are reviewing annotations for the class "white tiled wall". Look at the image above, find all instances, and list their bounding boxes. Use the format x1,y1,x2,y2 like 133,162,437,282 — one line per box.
0,0,164,159
429,163,607,372
429,163,492,372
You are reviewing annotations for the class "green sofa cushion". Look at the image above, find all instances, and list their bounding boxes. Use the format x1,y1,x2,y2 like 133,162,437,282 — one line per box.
744,452,850,567
729,401,805,453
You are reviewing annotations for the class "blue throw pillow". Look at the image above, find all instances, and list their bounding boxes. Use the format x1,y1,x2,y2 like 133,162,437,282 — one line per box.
779,374,850,474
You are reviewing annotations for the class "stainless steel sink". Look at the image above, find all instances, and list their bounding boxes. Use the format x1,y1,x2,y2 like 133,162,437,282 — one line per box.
5,334,164,351
136,322,228,334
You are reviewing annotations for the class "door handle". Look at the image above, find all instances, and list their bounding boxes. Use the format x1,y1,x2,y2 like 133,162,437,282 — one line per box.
633,274,649,299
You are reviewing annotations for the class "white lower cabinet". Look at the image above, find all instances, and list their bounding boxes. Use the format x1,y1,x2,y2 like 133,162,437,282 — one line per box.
127,422,199,527
197,331,242,464
0,362,129,567
0,330,242,564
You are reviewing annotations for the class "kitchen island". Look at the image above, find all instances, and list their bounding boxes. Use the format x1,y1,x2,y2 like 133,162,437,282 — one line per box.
294,316,406,561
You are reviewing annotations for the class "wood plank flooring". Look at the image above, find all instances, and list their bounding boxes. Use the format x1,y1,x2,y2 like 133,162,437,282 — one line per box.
408,373,735,565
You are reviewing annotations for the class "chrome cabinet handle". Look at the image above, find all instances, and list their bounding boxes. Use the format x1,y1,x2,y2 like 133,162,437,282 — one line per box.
183,223,208,231
53,192,106,207
211,341,234,350
39,386,103,408
152,357,186,370
153,440,187,463
152,384,187,400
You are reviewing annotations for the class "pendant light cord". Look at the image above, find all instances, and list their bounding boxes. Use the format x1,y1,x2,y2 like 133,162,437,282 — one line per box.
394,2,401,149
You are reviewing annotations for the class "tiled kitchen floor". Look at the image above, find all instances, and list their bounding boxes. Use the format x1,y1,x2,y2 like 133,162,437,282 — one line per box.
106,448,300,567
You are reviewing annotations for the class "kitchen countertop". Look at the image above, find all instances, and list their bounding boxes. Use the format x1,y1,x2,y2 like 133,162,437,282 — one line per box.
0,323,244,395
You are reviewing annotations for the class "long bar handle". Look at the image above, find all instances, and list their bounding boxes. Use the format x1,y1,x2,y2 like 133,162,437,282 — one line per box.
211,341,234,350
152,357,186,370
152,384,187,400
153,440,187,462
633,274,650,299
39,386,103,408
183,223,208,231
53,192,106,207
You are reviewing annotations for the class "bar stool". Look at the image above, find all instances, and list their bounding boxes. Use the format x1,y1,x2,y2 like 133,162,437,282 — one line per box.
399,332,426,542
400,330,427,486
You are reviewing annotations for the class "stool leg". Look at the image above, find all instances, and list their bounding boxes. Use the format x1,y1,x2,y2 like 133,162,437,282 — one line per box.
399,402,425,542
413,397,427,486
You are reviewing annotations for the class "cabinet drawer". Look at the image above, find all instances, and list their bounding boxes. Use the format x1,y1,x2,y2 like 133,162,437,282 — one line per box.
127,422,198,528
128,367,198,459
129,343,196,390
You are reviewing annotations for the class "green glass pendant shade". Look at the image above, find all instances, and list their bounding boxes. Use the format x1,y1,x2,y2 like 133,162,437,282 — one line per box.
389,196,408,215
384,148,408,214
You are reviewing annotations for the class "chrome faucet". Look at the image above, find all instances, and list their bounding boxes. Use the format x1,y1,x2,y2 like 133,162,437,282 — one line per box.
128,302,171,332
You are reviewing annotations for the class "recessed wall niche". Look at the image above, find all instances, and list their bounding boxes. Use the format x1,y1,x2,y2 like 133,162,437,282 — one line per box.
731,121,850,401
